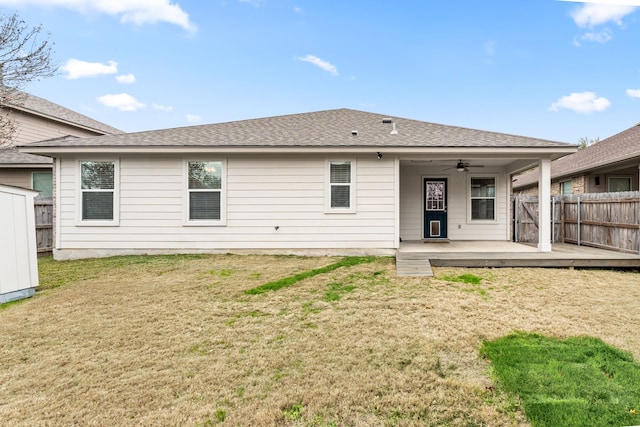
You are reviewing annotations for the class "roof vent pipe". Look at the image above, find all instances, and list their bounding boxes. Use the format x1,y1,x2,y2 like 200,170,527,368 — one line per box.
382,118,393,124
390,122,398,135
351,130,358,136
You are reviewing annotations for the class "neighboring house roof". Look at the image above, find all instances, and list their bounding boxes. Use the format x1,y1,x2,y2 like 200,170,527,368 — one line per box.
1,136,80,166
5,92,123,136
0,147,52,166
0,92,122,166
514,122,640,189
19,109,574,154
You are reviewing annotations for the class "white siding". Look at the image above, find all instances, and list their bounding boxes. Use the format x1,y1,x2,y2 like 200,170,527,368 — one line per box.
55,154,397,257
400,163,509,241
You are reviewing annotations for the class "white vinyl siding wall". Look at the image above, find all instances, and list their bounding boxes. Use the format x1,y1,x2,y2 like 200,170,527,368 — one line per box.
399,164,509,241
55,154,397,256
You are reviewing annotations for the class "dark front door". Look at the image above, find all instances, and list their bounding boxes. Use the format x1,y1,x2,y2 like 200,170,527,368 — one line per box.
424,178,448,239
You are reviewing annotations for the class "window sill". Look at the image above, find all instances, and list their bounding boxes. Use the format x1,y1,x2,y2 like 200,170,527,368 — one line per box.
76,220,120,227
183,220,227,226
324,209,357,214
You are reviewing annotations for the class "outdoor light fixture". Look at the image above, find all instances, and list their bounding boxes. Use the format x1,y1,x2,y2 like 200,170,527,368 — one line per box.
377,152,383,159
456,161,465,172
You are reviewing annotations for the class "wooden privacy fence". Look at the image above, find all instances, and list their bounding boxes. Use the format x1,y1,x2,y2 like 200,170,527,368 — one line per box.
34,196,53,254
514,192,640,254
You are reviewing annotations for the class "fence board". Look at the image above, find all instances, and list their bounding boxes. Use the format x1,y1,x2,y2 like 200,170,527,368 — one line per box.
34,197,53,254
514,192,640,254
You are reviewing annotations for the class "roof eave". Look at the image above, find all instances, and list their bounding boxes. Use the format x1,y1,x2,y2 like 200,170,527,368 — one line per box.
0,163,52,168
19,145,577,157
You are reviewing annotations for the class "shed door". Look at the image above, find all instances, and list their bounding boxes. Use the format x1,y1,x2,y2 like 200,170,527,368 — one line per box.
424,178,448,239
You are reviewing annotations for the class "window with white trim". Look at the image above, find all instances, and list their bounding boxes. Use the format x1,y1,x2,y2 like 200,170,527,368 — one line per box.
80,160,118,223
187,161,223,222
470,176,495,220
326,160,356,212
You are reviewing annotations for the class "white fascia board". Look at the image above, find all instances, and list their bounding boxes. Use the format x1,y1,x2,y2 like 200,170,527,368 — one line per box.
19,145,578,157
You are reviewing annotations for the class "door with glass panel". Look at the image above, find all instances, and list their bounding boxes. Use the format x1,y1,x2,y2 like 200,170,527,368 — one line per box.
423,178,448,239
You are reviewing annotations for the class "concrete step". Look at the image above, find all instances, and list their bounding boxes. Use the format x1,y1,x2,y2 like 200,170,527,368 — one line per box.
396,254,434,277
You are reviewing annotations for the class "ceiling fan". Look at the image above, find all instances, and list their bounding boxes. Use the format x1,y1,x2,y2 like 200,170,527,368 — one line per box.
445,159,485,172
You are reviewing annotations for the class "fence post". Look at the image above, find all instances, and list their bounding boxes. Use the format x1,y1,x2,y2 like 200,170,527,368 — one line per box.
551,197,556,244
514,196,519,242
577,196,581,246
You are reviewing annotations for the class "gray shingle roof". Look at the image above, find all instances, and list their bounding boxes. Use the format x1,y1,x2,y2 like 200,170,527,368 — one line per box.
514,122,640,189
5,92,123,136
20,108,573,149
0,147,52,165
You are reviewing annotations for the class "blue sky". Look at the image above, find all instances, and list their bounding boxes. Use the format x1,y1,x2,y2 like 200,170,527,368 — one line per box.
2,0,640,144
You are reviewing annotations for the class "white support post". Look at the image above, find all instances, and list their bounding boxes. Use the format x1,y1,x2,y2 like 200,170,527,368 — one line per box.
538,158,552,252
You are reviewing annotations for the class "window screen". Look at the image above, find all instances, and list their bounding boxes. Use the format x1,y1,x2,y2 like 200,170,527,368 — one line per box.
80,161,115,221
188,161,222,220
330,161,351,209
470,177,496,220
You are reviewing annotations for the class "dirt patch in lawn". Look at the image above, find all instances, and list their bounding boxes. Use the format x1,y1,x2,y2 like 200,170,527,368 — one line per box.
1,255,639,426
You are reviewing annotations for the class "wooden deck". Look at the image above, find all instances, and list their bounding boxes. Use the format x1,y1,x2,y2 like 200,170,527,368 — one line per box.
396,241,640,276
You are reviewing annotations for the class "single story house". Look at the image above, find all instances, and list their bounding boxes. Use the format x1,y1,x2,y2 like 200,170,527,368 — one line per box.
19,109,576,260
513,121,640,196
0,92,122,197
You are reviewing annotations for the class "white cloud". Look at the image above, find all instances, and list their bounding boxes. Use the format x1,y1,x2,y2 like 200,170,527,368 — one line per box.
560,0,640,6
152,103,173,111
579,29,613,43
97,93,145,111
116,73,136,84
0,0,196,32
627,88,640,98
566,3,636,28
186,114,202,123
297,55,339,76
550,91,611,113
61,59,118,79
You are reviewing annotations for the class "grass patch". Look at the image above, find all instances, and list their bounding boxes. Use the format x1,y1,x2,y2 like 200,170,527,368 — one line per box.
439,273,483,285
439,272,490,297
244,256,376,295
37,254,211,291
322,281,356,302
481,331,640,427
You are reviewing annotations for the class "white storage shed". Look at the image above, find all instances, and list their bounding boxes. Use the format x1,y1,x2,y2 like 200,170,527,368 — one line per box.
0,184,39,303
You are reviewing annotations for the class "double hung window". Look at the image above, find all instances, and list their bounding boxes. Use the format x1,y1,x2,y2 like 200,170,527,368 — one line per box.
80,160,118,223
470,177,496,221
327,160,356,212
187,161,224,222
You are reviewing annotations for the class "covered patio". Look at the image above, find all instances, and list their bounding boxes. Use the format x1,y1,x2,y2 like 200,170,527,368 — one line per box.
396,241,640,276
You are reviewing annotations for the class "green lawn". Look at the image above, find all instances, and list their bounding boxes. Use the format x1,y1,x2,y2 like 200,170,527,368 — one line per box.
481,332,640,427
1,254,639,426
